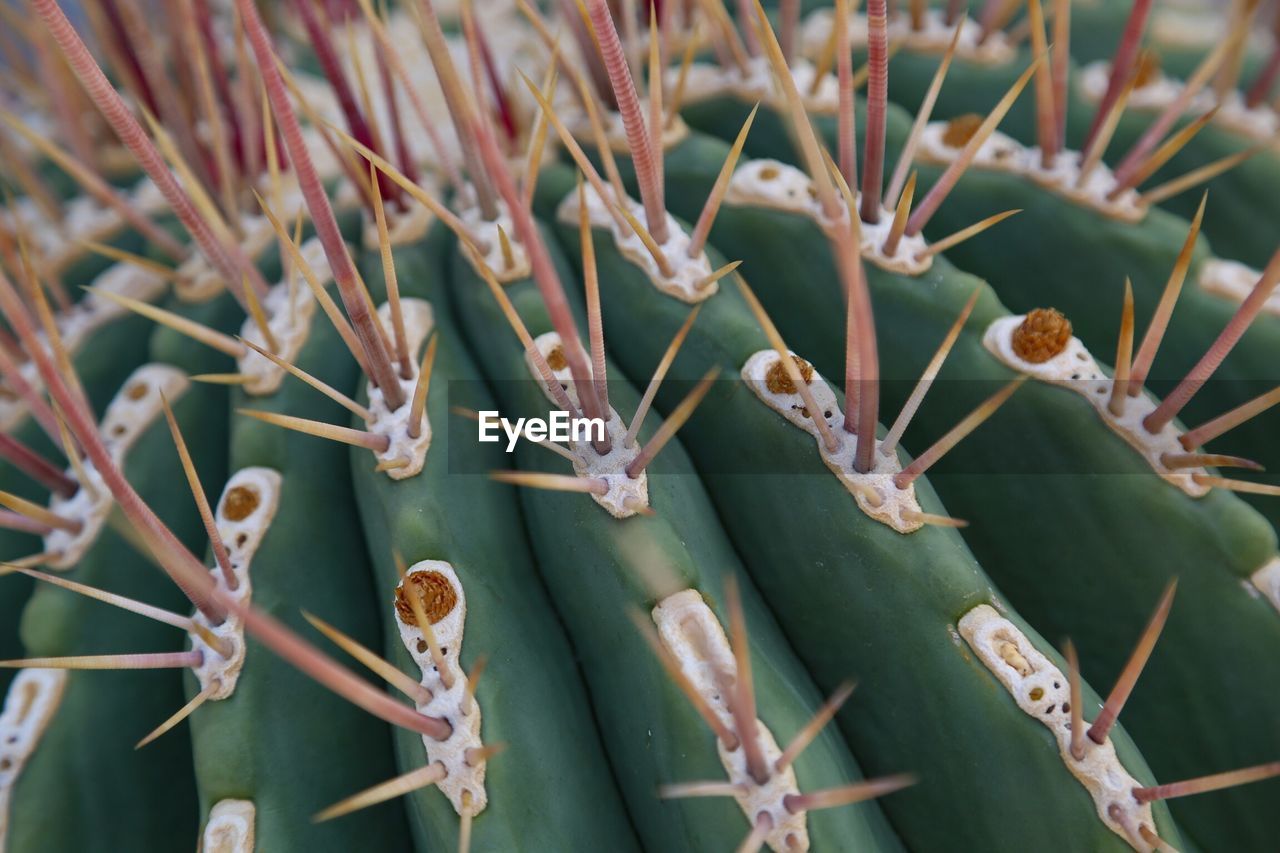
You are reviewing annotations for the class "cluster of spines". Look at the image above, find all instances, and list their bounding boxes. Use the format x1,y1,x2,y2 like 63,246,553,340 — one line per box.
0,0,1279,850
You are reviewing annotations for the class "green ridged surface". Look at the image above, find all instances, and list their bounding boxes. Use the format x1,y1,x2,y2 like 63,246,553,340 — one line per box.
534,160,1175,851
0,291,178,694
8,379,225,851
709,197,1280,850
682,82,1280,538
349,228,639,852
859,36,1280,268
184,280,411,850
447,222,903,853
641,112,1280,847
912,163,1280,525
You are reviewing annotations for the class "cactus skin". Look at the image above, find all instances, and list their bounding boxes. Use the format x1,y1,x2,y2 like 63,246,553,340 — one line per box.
23,161,141,202
8,378,225,852
446,225,904,852
680,97,914,180
0,422,61,695
9,2,1280,848
0,276,187,694
800,31,1280,428
844,35,1280,270
348,231,640,853
146,287,246,378
1108,115,1280,270
910,166,1280,515
530,163,1178,851
58,302,163,415
703,199,1280,848
682,84,1280,539
632,108,1280,845
1064,0,1269,82
0,534,36,693
2,207,243,675
55,226,149,296
184,286,412,849
140,179,421,847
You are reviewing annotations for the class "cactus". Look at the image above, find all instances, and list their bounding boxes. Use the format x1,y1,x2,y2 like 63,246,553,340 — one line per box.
787,0,1280,268
4,364,218,851
779,0,1280,512
625,5,1280,847
445,145,908,847
1,1,1279,852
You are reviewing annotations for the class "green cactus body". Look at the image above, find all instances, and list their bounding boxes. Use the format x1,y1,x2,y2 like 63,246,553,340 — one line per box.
29,151,141,201
677,81,1280,536
718,197,1280,848
0,185,205,690
677,100,815,171
907,151,1280,518
0,427,64,696
3,367,227,851
621,113,1280,845
1068,68,1280,269
446,223,903,852
0,263,182,695
530,162,1176,851
4,262,171,426
345,225,638,852
18,162,108,202
29,215,146,296
146,288,245,379
0,423,70,700
780,8,1280,268
184,238,411,851
137,177,361,295
1064,0,1269,81
676,66,913,170
0,267,195,657
12,0,1280,848
0,512,38,693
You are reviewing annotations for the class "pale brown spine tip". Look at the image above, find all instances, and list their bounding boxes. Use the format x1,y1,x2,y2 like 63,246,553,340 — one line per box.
1132,51,1162,89
766,355,816,395
941,114,984,149
1013,308,1073,363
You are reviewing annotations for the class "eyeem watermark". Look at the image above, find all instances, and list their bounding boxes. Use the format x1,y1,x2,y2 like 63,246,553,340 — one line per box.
478,410,606,452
